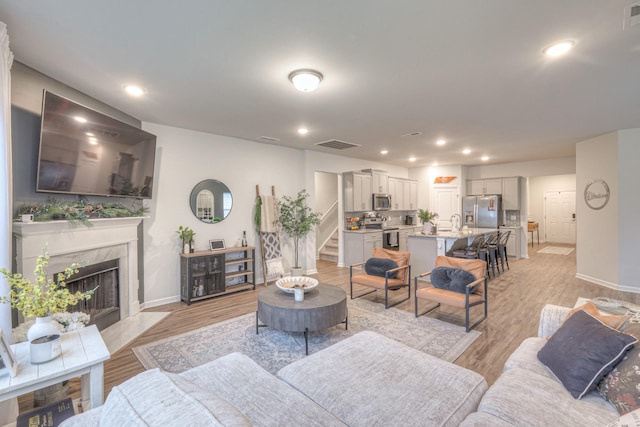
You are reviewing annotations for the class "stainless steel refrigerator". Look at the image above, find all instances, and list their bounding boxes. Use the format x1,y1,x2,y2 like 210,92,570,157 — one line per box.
462,195,503,228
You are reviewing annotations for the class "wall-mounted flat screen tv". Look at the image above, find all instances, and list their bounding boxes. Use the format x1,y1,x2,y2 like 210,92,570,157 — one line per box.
36,91,157,199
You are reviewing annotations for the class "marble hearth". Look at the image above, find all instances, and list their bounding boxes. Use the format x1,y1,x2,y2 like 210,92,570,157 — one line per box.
12,217,143,322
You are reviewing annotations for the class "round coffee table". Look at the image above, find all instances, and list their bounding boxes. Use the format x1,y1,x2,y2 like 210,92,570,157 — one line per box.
256,283,348,354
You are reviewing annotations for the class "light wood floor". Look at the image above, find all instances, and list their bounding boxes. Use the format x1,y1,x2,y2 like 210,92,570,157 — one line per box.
19,243,640,412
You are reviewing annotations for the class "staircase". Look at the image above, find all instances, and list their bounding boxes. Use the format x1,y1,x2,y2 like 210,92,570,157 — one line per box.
319,231,339,263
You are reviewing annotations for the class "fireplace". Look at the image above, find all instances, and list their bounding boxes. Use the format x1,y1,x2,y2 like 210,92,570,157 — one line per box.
13,217,143,328
61,258,120,330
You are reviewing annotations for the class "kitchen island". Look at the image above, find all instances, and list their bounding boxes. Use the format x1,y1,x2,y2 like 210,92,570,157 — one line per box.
408,228,498,276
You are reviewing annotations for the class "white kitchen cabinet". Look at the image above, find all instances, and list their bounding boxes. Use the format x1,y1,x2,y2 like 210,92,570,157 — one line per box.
388,178,400,210
502,177,522,210
468,178,502,195
389,177,417,210
344,231,382,266
343,172,372,212
399,228,411,252
372,171,389,193
408,180,417,210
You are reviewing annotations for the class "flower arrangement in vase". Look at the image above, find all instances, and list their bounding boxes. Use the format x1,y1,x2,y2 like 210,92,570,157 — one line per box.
0,247,96,341
418,209,439,234
177,225,196,253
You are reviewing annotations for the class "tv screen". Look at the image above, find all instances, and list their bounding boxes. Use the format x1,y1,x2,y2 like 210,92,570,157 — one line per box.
36,91,157,199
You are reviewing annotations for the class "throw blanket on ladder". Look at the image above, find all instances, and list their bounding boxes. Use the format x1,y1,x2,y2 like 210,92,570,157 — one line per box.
260,195,284,279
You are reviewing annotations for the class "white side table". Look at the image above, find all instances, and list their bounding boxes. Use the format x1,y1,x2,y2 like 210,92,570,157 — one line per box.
0,325,110,411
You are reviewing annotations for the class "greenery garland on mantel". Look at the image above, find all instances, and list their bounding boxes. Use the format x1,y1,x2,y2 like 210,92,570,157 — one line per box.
15,197,148,226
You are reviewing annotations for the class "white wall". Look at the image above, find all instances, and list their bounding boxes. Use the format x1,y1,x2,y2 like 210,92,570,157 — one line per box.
314,171,338,214
528,174,576,243
409,165,465,213
576,132,619,288
618,130,640,288
141,122,306,306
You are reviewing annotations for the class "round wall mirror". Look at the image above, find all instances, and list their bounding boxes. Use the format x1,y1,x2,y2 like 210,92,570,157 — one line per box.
189,179,233,223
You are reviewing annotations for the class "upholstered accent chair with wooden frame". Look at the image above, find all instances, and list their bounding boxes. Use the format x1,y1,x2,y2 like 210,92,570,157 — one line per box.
414,255,487,332
350,247,411,309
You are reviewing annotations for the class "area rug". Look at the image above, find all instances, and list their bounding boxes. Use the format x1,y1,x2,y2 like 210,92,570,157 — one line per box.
132,298,480,374
538,246,575,255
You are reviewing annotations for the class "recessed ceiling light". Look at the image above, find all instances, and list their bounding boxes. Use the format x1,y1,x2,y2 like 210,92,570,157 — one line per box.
73,116,87,123
124,85,146,97
481,156,490,161
432,162,439,167
380,150,388,155
88,137,98,145
85,132,94,137
288,69,323,92
297,128,309,135
409,156,416,162
462,148,471,155
436,139,446,146
543,40,575,57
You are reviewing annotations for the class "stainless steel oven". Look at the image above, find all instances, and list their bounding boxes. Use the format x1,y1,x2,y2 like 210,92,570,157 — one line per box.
382,228,399,251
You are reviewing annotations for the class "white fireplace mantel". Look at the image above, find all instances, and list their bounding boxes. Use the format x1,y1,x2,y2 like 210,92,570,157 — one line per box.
12,217,144,319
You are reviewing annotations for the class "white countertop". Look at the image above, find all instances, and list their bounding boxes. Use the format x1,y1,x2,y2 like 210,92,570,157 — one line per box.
408,228,499,239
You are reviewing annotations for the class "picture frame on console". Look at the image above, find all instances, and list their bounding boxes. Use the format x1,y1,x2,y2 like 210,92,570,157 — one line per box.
209,239,226,251
0,330,18,377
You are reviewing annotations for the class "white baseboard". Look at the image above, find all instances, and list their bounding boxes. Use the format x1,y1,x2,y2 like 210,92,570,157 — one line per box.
575,273,640,294
141,295,181,310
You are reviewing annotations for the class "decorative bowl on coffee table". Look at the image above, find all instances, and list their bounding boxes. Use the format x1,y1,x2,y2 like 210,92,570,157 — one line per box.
276,276,319,294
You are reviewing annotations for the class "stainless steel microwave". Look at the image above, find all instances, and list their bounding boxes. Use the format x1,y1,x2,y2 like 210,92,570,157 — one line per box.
373,193,391,211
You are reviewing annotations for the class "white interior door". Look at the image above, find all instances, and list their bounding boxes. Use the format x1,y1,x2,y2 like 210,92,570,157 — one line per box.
544,191,576,244
433,187,458,228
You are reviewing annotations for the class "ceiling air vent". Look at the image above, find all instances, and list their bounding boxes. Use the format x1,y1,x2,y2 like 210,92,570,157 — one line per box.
624,2,640,29
315,139,361,150
259,136,280,142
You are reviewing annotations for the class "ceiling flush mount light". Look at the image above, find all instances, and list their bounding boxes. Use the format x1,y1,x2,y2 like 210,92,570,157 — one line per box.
543,40,575,57
436,139,446,146
297,128,309,135
123,85,146,97
288,69,323,92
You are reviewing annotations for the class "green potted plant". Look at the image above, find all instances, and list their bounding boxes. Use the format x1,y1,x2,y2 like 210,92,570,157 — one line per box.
177,225,196,254
418,209,439,234
276,190,321,276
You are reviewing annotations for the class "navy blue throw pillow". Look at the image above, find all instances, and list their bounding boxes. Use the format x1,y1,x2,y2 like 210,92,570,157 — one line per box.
429,267,477,293
537,310,637,399
364,258,398,278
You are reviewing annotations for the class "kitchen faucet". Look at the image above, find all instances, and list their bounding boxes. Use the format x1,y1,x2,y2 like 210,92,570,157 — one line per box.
451,214,461,232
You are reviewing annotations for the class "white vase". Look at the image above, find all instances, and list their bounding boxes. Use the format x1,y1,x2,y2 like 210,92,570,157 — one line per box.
27,316,60,342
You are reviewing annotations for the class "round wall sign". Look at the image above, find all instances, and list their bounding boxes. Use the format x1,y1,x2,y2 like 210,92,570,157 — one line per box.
584,179,610,210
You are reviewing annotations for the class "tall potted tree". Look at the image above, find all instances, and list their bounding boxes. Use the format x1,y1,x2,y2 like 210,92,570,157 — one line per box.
277,190,321,276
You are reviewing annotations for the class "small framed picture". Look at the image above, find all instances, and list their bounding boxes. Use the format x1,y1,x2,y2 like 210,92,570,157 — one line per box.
0,330,18,377
209,239,226,251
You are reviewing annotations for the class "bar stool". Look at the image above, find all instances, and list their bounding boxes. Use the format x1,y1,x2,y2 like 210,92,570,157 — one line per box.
497,230,511,271
478,232,500,278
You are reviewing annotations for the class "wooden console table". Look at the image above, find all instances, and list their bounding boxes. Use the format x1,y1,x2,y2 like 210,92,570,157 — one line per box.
0,325,110,411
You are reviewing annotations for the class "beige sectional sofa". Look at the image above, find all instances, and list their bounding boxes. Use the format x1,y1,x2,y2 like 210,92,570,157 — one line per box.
461,304,621,426
60,304,625,426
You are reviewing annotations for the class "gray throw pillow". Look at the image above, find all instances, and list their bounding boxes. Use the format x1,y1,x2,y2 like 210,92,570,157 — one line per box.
537,310,637,399
364,257,398,278
430,267,477,293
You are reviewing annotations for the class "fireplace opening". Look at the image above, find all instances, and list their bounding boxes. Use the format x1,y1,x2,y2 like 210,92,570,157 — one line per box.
60,258,120,331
